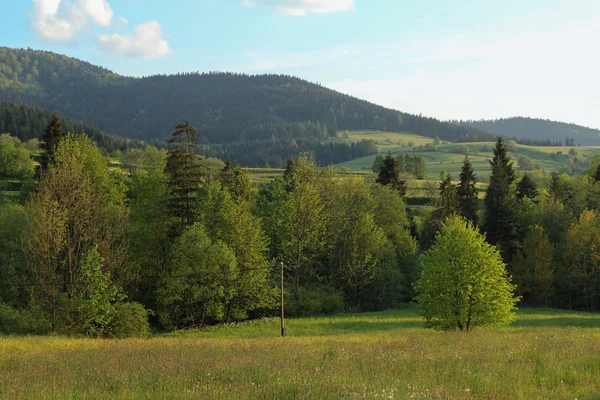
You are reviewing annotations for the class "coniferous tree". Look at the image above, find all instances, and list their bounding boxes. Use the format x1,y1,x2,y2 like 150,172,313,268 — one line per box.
376,152,407,197
484,138,518,263
371,154,384,173
165,121,203,233
593,164,600,183
421,175,459,248
456,156,479,225
40,112,65,170
516,174,538,200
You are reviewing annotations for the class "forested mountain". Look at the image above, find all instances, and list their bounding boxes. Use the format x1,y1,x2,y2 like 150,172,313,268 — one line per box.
0,47,492,166
0,103,145,153
456,117,600,146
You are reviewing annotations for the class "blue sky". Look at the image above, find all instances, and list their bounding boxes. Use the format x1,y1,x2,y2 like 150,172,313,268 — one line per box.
1,0,599,128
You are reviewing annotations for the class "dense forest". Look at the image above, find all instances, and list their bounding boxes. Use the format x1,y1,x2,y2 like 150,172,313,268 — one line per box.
0,103,146,153
456,117,600,146
0,47,493,166
3,116,600,336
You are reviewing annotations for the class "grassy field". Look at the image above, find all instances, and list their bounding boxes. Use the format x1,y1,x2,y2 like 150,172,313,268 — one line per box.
2,307,600,399
334,131,600,181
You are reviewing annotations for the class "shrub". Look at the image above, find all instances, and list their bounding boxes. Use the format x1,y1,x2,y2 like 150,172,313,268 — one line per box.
107,302,151,338
286,286,345,317
0,303,51,335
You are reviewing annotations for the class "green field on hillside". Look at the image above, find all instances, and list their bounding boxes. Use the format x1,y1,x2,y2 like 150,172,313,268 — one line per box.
334,131,600,181
2,307,600,399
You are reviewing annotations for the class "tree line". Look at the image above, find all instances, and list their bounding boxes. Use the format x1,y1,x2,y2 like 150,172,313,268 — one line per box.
2,118,600,336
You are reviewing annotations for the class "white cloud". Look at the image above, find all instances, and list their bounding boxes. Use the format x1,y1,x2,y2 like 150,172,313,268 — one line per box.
97,21,173,59
28,0,113,42
242,0,354,16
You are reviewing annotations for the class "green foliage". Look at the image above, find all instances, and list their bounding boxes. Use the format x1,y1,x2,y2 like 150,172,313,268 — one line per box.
484,138,518,262
107,302,151,338
40,113,64,169
0,103,144,153
415,215,519,331
371,153,384,173
560,210,600,311
327,176,395,309
0,303,51,335
460,117,600,146
421,175,459,248
456,156,479,225
285,285,345,317
516,173,538,200
512,225,554,306
165,121,203,233
0,134,33,179
197,181,276,320
68,245,123,337
376,152,407,196
26,133,129,330
158,223,238,329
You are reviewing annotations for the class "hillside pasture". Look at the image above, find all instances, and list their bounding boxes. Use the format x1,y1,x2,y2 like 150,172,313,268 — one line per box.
333,131,600,181
2,308,600,399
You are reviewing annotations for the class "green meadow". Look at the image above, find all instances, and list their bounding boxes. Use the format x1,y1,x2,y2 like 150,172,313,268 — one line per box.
334,131,600,181
2,307,600,399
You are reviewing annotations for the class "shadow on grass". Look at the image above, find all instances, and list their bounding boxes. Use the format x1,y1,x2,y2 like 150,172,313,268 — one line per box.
512,308,600,328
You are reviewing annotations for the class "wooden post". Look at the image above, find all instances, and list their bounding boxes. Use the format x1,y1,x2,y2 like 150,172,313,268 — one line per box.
280,261,285,337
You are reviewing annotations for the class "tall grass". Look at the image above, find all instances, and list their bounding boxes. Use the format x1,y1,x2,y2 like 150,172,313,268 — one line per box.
1,308,600,399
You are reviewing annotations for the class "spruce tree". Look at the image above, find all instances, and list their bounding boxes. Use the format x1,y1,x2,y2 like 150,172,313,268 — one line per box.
40,113,65,170
456,156,479,225
483,138,518,263
376,151,406,197
165,121,203,233
421,174,459,248
516,174,538,200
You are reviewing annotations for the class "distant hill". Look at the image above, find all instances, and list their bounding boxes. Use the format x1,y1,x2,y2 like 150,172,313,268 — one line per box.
0,47,492,167
0,103,145,153
455,117,600,146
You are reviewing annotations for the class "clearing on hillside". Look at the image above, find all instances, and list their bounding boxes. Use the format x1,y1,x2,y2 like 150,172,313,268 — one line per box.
333,131,600,181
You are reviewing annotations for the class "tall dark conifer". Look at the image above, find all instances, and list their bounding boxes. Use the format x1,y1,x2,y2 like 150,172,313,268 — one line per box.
421,174,459,248
40,113,65,170
456,156,479,225
516,174,538,200
165,121,203,233
376,151,406,197
484,138,518,263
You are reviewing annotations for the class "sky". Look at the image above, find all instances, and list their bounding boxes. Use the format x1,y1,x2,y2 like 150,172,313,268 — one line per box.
1,0,599,128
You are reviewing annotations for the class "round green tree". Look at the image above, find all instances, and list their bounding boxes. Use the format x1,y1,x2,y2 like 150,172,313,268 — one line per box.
415,215,519,331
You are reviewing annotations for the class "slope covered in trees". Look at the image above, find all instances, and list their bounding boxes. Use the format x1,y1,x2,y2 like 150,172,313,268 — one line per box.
0,47,492,166
456,117,600,146
0,103,145,153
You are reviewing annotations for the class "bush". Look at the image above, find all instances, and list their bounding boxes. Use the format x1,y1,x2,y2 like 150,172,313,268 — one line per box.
286,286,345,317
458,145,469,155
0,303,51,335
107,302,151,338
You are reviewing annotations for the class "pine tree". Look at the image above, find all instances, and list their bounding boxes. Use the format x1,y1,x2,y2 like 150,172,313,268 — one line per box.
516,174,538,200
456,156,479,225
421,174,459,248
40,112,64,170
165,121,203,233
484,138,518,263
376,152,406,197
